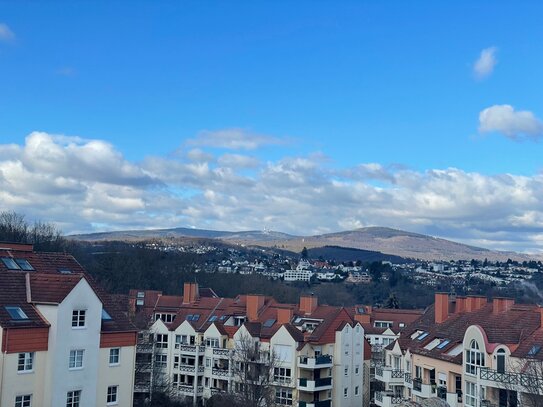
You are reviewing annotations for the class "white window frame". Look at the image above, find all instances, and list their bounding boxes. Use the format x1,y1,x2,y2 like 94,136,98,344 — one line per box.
344,387,349,398
273,367,292,384
66,390,81,407
355,386,360,396
18,352,34,373
465,340,484,376
154,354,167,368
15,394,32,407
465,381,477,407
109,348,120,366
274,387,293,405
72,310,86,328
69,350,84,370
155,334,168,349
106,385,118,405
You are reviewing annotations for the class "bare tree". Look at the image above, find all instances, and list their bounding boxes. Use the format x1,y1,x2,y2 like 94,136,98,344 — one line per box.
227,333,280,407
509,357,543,407
0,211,65,251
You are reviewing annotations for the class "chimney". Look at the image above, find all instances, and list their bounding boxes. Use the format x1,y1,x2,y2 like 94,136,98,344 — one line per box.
465,295,487,312
277,307,293,325
455,296,466,314
435,293,450,324
183,282,199,304
246,294,265,322
493,297,514,314
299,294,318,315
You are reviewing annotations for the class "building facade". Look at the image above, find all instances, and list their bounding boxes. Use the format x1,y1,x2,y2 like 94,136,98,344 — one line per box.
375,292,543,407
130,283,368,406
0,242,137,407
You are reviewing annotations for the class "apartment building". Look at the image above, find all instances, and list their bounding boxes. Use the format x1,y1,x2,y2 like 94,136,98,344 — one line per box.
0,242,137,407
376,292,543,407
129,283,368,406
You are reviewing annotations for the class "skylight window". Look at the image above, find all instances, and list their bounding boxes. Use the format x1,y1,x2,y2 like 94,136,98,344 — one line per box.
58,268,73,274
437,339,451,349
192,314,200,321
186,314,193,321
528,345,541,356
208,315,218,322
1,257,21,270
101,309,112,321
263,318,276,328
417,332,429,341
5,306,29,320
15,259,34,271
219,315,227,321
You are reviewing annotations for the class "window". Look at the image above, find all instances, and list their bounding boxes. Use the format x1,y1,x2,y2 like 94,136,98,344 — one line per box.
5,306,28,320
69,350,84,369
109,348,120,365
155,354,167,368
206,358,211,368
155,313,175,323
263,318,276,328
344,387,349,398
174,355,180,369
71,310,86,328
101,309,112,321
15,259,34,271
206,337,219,348
355,365,360,375
137,291,145,298
417,332,429,341
66,390,81,407
275,388,293,405
465,340,484,375
374,321,393,328
106,385,118,405
18,352,34,372
1,257,20,270
136,299,144,306
15,394,32,407
355,386,360,396
155,334,168,348
465,381,477,407
344,366,349,376
437,339,451,349
274,367,292,383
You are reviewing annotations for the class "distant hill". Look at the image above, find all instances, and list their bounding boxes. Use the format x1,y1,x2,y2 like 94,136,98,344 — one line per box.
69,226,536,262
307,245,408,264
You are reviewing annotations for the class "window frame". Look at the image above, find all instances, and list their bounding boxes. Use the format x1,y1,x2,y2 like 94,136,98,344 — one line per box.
69,349,84,370
109,348,120,366
66,390,81,407
71,310,86,328
106,385,118,405
15,394,32,407
18,352,34,373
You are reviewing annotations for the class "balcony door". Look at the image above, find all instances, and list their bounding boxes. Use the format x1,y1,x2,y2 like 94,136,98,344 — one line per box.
496,349,506,373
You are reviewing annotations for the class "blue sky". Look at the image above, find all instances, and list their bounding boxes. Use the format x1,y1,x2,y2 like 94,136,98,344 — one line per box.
1,2,543,252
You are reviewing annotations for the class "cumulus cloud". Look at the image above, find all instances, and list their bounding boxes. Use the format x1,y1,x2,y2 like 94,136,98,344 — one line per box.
473,46,498,79
5,131,543,252
479,104,543,140
0,23,15,43
186,128,285,150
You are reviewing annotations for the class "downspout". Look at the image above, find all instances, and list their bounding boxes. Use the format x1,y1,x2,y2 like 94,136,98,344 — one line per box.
0,329,8,403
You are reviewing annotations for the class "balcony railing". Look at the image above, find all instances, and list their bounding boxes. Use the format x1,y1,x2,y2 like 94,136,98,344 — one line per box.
375,391,403,407
212,367,230,377
299,355,333,369
480,367,543,392
298,377,333,391
413,378,422,392
298,400,332,407
404,372,412,384
213,348,231,357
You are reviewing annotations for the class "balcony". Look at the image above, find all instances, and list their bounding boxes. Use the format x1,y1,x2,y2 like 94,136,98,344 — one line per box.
213,348,232,357
178,344,206,354
412,378,436,398
298,377,333,392
446,391,462,407
212,367,230,377
136,342,154,353
179,364,196,373
298,400,332,407
374,391,403,407
404,372,412,389
479,367,543,393
299,355,333,369
375,366,405,385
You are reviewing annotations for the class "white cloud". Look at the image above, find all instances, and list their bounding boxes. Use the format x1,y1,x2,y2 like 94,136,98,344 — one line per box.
186,128,285,150
5,131,543,252
0,23,15,43
473,46,497,79
479,104,543,140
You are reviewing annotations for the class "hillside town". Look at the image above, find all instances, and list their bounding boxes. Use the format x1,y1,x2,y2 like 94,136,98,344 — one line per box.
3,241,543,407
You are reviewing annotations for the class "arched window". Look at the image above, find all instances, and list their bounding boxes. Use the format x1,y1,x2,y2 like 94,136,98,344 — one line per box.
466,340,485,375
496,348,506,373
